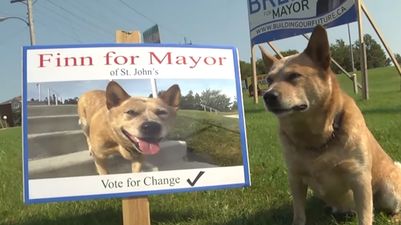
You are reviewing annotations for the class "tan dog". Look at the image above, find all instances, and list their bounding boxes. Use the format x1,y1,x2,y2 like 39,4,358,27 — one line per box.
260,25,401,225
77,81,180,175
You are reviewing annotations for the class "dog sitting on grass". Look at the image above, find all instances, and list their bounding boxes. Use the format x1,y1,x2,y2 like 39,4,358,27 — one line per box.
260,25,401,225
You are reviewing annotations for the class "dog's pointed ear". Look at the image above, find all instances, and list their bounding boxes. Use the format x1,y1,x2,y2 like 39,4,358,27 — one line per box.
259,45,278,73
106,81,130,109
159,84,181,110
304,25,331,70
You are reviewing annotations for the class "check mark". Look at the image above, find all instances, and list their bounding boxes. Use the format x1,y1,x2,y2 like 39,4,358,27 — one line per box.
187,171,205,187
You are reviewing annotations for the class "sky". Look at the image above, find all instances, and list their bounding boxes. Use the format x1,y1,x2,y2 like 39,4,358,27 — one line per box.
1,0,401,102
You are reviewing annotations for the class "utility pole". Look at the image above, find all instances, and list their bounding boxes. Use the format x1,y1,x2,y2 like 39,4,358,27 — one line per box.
26,0,35,45
11,0,36,45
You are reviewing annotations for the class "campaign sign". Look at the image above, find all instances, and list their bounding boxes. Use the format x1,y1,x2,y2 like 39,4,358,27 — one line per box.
248,0,357,45
23,44,250,203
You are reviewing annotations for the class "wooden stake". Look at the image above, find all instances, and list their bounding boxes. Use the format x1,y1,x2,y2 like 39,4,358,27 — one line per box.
356,0,369,100
267,42,283,59
361,2,401,90
116,30,141,43
251,45,259,104
122,197,151,225
115,30,151,225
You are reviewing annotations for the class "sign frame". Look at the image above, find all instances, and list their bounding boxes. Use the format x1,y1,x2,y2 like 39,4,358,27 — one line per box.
22,43,251,204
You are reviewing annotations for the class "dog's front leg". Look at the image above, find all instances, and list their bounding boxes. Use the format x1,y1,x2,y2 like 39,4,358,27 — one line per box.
131,161,142,173
289,173,307,225
350,172,373,225
94,157,108,175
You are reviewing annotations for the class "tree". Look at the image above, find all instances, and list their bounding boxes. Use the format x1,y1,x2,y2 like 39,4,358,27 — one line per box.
278,49,299,57
240,60,252,80
330,39,353,73
256,49,299,74
200,89,231,112
396,53,401,65
353,34,387,69
240,60,252,88
256,58,266,75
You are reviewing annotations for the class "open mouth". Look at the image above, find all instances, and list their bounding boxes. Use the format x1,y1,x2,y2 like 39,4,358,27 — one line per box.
121,128,161,155
292,104,308,111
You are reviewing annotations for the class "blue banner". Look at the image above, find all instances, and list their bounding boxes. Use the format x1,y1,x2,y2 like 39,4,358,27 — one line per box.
248,0,357,45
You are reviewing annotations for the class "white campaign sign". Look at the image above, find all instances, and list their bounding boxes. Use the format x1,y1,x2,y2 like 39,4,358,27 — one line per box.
29,167,245,200
23,44,250,204
27,46,236,83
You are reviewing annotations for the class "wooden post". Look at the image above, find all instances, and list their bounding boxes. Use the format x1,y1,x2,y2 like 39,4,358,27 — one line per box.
122,197,151,224
361,2,401,90
267,42,283,59
352,73,358,94
116,30,151,225
116,30,141,43
251,45,259,104
356,0,369,100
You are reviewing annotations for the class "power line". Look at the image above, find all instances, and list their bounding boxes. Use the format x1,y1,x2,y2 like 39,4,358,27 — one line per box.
117,0,189,41
45,0,111,36
0,27,27,47
35,5,84,42
98,0,141,29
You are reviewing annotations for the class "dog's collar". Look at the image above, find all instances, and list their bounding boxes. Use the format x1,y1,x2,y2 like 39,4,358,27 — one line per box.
314,111,344,151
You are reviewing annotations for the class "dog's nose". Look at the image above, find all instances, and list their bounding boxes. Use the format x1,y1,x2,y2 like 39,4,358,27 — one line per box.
263,90,280,105
141,121,162,136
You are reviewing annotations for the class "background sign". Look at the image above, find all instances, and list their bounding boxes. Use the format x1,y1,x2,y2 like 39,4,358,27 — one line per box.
248,0,357,45
143,25,161,43
23,44,250,203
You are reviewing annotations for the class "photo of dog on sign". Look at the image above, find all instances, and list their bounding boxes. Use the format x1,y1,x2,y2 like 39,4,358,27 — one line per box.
26,78,243,179
77,81,180,175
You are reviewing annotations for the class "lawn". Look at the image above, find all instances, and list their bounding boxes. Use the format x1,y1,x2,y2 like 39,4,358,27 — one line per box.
168,110,242,166
1,67,401,225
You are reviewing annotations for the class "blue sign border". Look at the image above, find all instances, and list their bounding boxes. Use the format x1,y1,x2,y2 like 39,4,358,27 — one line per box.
22,43,251,204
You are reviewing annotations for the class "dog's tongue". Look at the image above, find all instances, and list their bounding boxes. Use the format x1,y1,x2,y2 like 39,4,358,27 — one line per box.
138,139,160,155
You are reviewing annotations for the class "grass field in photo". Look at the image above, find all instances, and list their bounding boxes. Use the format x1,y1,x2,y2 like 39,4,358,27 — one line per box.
1,66,401,225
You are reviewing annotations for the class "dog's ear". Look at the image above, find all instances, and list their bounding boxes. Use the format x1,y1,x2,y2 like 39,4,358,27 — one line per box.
304,25,331,70
259,45,278,73
106,81,130,109
159,84,181,110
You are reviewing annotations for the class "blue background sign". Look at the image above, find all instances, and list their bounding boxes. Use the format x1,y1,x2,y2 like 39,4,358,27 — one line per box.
248,0,357,45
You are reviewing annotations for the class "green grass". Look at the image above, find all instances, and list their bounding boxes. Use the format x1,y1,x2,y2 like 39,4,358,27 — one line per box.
1,67,401,225
168,110,242,166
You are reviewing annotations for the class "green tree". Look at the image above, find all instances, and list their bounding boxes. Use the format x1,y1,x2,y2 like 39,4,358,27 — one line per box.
353,34,387,69
200,89,231,112
256,49,299,74
330,39,353,73
395,53,401,65
256,58,266,75
278,49,299,57
240,60,252,80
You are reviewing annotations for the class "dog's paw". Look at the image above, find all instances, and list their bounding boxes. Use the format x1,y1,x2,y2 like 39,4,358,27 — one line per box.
324,206,355,222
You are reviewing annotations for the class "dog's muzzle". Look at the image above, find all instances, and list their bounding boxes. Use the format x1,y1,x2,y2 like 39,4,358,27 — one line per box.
263,90,308,115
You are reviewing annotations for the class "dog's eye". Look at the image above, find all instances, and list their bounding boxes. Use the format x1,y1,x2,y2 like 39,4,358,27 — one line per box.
126,110,139,117
287,73,301,82
156,109,168,117
266,76,274,85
